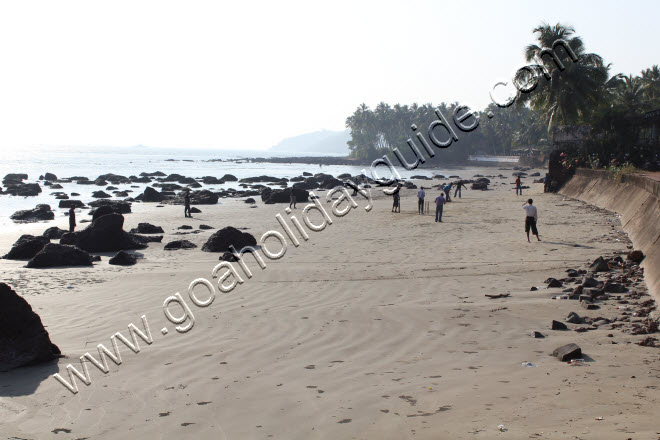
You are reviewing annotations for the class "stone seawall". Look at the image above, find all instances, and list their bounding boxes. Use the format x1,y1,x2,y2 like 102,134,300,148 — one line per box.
560,169,660,299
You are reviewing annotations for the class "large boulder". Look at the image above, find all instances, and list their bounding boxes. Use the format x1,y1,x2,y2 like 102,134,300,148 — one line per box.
202,226,257,252
3,173,28,185
221,174,238,181
26,243,93,268
589,257,610,272
108,251,137,266
43,226,69,239
192,190,218,205
239,175,287,184
87,199,131,214
0,283,61,370
133,234,163,244
10,204,54,222
130,223,164,234
4,182,42,196
58,200,86,209
142,186,167,202
164,240,198,250
96,173,130,184
60,213,146,252
3,235,50,260
261,187,309,204
92,190,112,198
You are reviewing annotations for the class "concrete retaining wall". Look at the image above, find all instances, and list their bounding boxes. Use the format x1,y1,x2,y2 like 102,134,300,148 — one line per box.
560,169,660,299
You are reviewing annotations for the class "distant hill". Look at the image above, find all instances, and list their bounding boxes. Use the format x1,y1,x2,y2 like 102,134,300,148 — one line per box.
269,130,350,155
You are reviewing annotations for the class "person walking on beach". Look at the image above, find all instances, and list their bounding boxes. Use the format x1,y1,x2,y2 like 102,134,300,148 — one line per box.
543,173,551,193
417,186,425,214
454,181,466,199
289,189,297,209
184,190,192,218
68,206,76,232
435,192,446,222
515,176,522,196
443,183,452,202
391,183,401,213
522,198,541,242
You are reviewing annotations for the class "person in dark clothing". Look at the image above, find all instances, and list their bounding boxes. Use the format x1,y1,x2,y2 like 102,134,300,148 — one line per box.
184,190,192,218
289,189,297,209
391,183,401,213
68,207,76,232
453,181,466,198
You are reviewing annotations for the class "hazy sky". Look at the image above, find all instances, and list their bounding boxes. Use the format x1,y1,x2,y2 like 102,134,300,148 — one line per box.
0,0,657,151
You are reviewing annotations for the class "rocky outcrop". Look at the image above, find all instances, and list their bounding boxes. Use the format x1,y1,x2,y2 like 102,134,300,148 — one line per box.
202,227,257,252
130,223,164,234
43,226,69,239
261,187,309,204
164,240,197,250
108,251,137,266
0,283,61,370
10,204,54,222
26,243,93,268
142,186,167,202
4,182,42,197
87,199,131,214
58,200,85,209
60,213,146,252
3,235,50,260
560,169,660,299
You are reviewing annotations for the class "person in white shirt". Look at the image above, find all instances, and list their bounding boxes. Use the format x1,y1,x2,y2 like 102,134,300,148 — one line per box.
522,198,540,242
417,187,426,214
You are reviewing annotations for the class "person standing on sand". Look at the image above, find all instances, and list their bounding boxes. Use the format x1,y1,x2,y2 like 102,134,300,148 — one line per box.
68,206,76,232
522,198,541,242
417,186,425,214
184,190,192,218
454,181,466,198
443,183,452,202
289,189,297,209
392,183,401,213
434,192,445,222
515,176,522,196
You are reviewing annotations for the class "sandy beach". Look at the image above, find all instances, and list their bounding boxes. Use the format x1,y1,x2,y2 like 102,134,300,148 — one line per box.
1,167,658,440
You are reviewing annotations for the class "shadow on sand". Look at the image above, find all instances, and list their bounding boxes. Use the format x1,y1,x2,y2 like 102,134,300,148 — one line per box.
0,359,60,397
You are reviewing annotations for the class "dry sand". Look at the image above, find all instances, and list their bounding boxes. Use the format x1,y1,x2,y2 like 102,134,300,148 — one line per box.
1,167,658,439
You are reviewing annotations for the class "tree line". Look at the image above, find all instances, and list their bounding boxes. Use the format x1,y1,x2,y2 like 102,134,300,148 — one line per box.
345,23,660,170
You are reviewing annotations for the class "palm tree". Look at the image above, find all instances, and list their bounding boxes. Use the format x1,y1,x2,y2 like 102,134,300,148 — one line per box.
641,65,660,107
615,74,645,113
515,23,613,131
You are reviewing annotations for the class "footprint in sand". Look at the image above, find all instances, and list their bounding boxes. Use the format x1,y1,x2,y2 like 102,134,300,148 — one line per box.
337,419,352,424
304,365,316,369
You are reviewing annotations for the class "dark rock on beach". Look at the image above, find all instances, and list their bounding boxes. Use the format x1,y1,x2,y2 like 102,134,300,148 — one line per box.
133,234,163,244
589,256,610,272
199,224,214,230
3,235,50,260
142,186,167,202
627,250,644,264
164,240,197,250
202,226,257,252
130,223,164,234
60,213,146,252
43,226,69,239
44,172,57,181
58,200,85,209
0,283,61,371
26,243,93,268
88,199,131,214
261,187,309,204
109,250,137,266
552,343,582,362
10,204,54,222
551,320,568,330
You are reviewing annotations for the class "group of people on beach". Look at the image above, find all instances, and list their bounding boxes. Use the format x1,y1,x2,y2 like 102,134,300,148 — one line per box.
389,178,541,241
